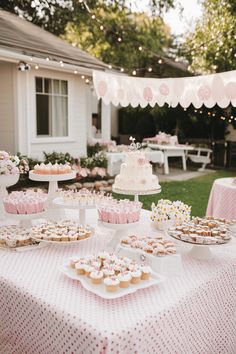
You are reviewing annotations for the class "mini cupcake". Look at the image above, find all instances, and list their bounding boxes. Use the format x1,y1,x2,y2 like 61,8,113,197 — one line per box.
140,265,151,280
104,276,120,292
75,262,86,275
90,270,104,284
69,257,80,268
103,268,115,278
118,271,132,288
130,269,142,284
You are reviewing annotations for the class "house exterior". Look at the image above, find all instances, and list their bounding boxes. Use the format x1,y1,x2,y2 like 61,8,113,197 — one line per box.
0,10,116,159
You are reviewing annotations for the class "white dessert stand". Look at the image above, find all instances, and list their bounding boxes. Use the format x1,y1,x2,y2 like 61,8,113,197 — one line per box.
98,221,139,249
112,187,161,202
0,174,20,219
167,232,231,260
29,171,77,203
53,197,95,225
4,211,47,228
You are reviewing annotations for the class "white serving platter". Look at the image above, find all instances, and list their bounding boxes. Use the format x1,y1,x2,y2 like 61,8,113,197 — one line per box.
31,228,94,246
117,244,183,276
59,264,165,299
0,241,48,252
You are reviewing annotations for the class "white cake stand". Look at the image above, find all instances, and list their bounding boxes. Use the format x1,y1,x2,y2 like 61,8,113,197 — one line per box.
0,173,20,219
112,187,161,202
98,221,139,249
53,197,95,225
29,171,77,202
4,211,47,228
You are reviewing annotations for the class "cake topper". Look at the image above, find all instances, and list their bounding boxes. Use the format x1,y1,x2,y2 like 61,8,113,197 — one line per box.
129,136,143,150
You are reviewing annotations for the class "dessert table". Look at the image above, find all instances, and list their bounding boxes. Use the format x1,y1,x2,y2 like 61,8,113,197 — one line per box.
147,144,194,175
206,177,236,220
1,209,236,353
106,151,164,176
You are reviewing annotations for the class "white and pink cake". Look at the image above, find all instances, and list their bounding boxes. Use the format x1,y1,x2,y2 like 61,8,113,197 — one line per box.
113,150,161,192
33,163,72,175
3,190,47,214
97,198,142,224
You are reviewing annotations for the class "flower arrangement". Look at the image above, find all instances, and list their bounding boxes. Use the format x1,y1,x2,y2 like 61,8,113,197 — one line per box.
150,199,191,228
0,151,19,175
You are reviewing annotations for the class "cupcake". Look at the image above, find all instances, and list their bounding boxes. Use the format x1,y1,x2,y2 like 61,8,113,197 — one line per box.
140,266,151,280
75,262,86,275
69,257,80,268
118,271,132,288
104,276,120,292
103,268,115,278
130,269,142,284
90,270,104,284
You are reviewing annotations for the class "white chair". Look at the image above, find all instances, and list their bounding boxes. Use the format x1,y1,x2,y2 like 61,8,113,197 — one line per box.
187,147,212,171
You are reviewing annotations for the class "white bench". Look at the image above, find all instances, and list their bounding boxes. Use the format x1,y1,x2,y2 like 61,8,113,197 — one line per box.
187,147,212,171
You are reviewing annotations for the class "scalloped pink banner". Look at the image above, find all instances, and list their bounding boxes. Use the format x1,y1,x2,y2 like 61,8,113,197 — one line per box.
93,70,236,108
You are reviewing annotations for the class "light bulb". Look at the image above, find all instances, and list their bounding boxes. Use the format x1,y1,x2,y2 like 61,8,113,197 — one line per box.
117,37,122,42
81,75,85,79
35,64,39,70
74,70,78,74
120,68,124,72
108,65,112,69
132,70,137,76
158,59,163,64
138,46,143,51
148,67,152,72
100,25,104,30
91,14,96,20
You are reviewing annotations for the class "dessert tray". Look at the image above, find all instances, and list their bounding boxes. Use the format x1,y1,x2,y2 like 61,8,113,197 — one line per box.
30,220,93,245
0,225,47,252
59,264,164,299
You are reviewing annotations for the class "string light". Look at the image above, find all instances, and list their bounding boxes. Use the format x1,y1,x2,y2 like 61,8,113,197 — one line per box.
46,57,50,61
108,64,112,69
120,68,124,72
91,14,96,20
117,37,122,42
35,64,39,70
74,70,78,74
148,67,152,72
132,70,137,76
138,46,143,51
81,75,85,79
59,60,64,67
158,59,163,64
100,25,104,30
85,78,90,84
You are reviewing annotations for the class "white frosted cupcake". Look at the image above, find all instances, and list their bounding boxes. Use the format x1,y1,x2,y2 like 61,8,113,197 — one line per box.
140,265,151,280
118,271,132,288
103,268,115,278
90,270,104,284
104,276,120,292
69,257,80,268
130,269,142,284
75,262,86,275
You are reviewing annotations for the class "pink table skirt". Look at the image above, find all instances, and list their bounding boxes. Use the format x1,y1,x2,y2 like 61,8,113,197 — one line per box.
1,210,236,353
206,178,236,220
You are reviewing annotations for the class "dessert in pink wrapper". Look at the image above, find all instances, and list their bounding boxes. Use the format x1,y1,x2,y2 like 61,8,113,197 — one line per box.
3,190,47,215
97,198,142,224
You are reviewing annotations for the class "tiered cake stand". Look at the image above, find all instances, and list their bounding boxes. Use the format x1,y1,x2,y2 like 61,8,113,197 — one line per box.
4,211,47,228
0,174,19,219
29,171,77,203
53,197,95,225
98,221,140,249
112,187,161,202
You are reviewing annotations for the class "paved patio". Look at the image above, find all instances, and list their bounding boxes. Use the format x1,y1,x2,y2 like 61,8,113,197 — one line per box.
155,167,216,182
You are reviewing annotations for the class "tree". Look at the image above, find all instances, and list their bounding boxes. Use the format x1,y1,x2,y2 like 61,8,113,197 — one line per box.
62,7,172,74
0,0,176,36
182,0,236,74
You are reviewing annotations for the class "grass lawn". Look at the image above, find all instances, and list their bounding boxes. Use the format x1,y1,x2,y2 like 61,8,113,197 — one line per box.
113,170,236,217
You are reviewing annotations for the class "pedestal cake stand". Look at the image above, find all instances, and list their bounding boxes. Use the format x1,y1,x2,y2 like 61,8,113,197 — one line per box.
98,221,140,249
53,197,95,225
29,171,77,202
112,187,161,202
4,211,47,228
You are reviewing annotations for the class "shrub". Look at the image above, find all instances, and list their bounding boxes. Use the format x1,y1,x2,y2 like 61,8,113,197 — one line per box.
43,151,79,165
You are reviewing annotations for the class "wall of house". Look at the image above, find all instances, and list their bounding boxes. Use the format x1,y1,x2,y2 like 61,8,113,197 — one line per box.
16,68,88,160
0,62,16,152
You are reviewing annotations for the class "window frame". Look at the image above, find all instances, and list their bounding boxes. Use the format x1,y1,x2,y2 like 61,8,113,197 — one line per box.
31,72,75,144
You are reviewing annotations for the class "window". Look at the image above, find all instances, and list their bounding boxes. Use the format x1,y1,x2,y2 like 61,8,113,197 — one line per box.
35,77,68,137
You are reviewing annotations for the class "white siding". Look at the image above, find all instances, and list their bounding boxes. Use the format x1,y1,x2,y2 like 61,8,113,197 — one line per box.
16,68,88,159
0,62,16,152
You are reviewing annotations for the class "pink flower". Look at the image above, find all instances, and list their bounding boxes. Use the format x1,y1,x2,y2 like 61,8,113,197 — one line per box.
0,151,9,160
79,168,89,178
97,168,106,177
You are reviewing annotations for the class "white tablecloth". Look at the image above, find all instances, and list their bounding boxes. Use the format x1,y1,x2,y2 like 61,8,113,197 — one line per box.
1,209,236,354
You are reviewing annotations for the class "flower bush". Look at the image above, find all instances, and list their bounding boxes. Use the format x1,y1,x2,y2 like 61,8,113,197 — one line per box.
0,151,19,175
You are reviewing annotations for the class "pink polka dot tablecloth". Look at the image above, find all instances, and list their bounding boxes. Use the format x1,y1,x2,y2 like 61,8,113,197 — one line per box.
0,210,236,354
206,177,236,220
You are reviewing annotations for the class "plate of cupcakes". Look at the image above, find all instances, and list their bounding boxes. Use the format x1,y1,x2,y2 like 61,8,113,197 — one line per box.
59,251,165,299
